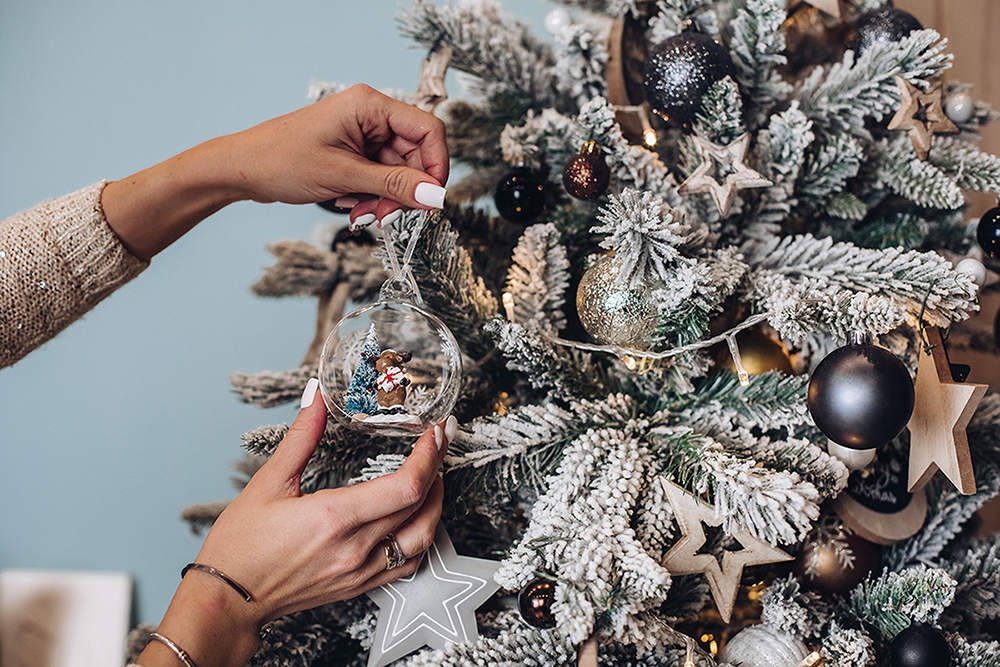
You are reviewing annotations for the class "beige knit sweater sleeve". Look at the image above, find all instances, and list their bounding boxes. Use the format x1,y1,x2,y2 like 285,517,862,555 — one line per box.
0,181,149,368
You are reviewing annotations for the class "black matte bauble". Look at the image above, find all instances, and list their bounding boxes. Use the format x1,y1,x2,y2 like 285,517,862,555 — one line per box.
642,32,734,127
518,578,557,629
846,7,923,57
317,198,353,214
976,206,1000,258
495,168,548,223
807,343,914,450
889,623,951,667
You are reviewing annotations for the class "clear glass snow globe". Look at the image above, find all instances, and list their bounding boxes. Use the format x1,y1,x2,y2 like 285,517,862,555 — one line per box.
318,296,463,437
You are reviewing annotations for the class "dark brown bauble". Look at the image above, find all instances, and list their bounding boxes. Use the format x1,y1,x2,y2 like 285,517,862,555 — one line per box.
889,623,951,667
562,141,611,201
976,205,1000,258
720,326,794,376
780,3,847,74
792,531,880,595
495,168,548,223
807,342,914,450
642,32,734,127
845,7,923,57
518,578,557,628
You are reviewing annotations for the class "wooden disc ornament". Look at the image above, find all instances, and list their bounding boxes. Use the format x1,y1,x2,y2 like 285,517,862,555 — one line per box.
831,449,927,545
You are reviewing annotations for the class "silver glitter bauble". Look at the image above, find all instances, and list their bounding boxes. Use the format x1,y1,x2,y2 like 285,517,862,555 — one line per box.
717,625,809,667
576,254,658,349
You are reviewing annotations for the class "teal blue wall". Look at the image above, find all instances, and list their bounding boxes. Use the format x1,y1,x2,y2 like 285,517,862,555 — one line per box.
0,0,551,626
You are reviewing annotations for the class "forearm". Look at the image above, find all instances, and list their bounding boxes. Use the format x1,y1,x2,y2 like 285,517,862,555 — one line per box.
136,575,262,667
102,135,249,262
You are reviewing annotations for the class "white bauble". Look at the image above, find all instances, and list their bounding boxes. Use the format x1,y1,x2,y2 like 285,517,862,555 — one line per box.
717,625,809,667
544,8,572,35
956,257,987,287
828,440,877,471
945,91,974,123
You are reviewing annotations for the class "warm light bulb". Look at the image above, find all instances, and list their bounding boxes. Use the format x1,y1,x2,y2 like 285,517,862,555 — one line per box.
502,292,515,321
644,128,657,147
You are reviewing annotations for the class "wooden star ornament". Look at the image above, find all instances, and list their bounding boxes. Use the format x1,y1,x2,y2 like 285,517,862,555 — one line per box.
409,44,453,113
907,327,987,495
888,77,959,160
678,133,772,218
662,482,792,623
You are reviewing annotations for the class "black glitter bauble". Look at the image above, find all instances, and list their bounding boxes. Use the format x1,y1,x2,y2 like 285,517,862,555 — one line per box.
330,226,376,251
846,7,923,57
889,623,951,667
562,142,611,201
807,342,915,450
976,205,1000,258
518,578,556,629
495,168,548,223
642,32,735,127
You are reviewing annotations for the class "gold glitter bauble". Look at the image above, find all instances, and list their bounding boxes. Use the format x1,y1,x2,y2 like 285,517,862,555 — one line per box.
576,254,658,349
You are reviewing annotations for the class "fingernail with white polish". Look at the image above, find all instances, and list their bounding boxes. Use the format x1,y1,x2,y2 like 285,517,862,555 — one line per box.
300,378,320,410
350,213,377,232
414,182,446,209
380,209,404,228
334,196,359,209
433,425,445,451
444,415,458,444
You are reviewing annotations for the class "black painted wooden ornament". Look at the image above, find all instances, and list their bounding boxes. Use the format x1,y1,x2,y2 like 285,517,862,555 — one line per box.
518,577,557,628
562,141,611,201
976,203,1000,258
845,6,923,57
495,168,548,223
889,623,951,667
642,32,735,127
807,337,915,450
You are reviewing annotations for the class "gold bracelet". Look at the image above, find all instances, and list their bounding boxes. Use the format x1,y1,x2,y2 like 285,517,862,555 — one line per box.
181,562,253,602
148,632,197,667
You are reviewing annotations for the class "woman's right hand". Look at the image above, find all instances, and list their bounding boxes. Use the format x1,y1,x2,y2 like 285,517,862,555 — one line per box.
140,379,455,667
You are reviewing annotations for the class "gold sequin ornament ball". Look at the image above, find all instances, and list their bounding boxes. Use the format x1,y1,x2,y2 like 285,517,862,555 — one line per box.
576,254,659,349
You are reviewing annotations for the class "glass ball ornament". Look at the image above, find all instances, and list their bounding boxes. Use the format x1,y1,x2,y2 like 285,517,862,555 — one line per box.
976,204,1000,258
955,257,987,287
792,530,880,595
945,90,975,124
889,623,951,667
807,338,915,450
494,168,548,223
576,254,660,349
845,7,923,57
544,7,572,36
562,141,611,201
642,32,735,127
716,625,809,667
318,297,462,437
518,578,556,629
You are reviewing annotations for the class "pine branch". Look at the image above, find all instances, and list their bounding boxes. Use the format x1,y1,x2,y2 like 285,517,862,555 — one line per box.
798,132,865,206
505,223,571,333
929,136,1000,194
693,77,744,145
848,566,957,638
871,136,967,209
229,365,312,408
951,636,1000,667
819,620,877,667
728,0,791,128
671,370,810,435
941,534,1000,631
397,0,565,112
797,30,952,137
760,574,830,638
552,21,610,110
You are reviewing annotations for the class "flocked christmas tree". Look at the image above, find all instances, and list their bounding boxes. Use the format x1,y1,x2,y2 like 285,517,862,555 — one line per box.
174,1,1000,665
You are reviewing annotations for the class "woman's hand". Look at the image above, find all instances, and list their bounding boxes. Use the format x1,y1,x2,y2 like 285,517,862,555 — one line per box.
103,83,448,261
140,379,455,667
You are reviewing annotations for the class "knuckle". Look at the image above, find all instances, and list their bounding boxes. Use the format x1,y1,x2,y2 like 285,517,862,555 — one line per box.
396,475,425,507
413,525,436,554
383,166,411,200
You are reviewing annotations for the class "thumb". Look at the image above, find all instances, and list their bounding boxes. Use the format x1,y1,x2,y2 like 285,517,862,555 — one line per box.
257,378,328,494
350,163,447,211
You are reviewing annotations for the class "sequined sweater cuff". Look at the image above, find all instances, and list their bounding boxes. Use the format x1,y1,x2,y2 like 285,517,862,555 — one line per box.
0,181,149,368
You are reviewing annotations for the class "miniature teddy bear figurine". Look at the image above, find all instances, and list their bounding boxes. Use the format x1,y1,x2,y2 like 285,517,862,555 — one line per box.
374,349,412,414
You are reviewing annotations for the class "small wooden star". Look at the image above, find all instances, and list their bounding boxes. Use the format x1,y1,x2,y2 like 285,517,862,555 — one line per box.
409,44,453,113
678,133,772,218
907,327,987,495
788,0,841,19
662,482,791,623
888,77,959,160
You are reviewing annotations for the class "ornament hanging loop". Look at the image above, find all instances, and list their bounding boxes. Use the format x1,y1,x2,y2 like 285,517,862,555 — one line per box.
379,213,426,306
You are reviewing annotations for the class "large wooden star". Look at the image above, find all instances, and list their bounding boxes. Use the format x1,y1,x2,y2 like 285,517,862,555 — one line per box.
678,133,772,218
662,482,791,623
888,77,959,160
907,327,987,495
366,523,501,667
